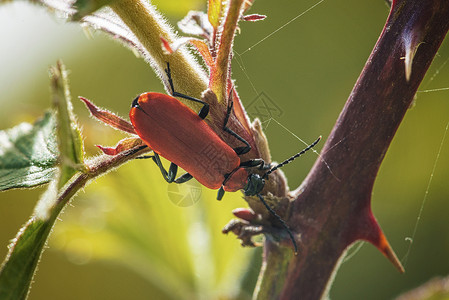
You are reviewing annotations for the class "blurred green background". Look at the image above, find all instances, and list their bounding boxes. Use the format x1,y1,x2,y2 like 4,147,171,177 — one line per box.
1,0,449,299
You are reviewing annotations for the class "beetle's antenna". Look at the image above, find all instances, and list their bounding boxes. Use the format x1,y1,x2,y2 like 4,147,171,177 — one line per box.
257,194,298,254
263,136,321,179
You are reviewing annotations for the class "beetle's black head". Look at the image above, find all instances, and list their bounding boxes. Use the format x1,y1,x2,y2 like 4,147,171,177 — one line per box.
131,95,141,108
244,174,265,196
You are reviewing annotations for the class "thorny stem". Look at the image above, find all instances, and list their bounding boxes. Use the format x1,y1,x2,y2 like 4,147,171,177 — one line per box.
255,1,449,299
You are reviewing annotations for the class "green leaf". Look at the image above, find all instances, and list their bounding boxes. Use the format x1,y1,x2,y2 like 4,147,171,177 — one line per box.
0,112,58,191
50,60,84,187
0,183,58,300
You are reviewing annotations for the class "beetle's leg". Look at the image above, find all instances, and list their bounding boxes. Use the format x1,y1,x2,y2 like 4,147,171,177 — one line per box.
142,153,193,184
151,153,179,183
217,186,225,201
136,156,151,159
240,159,271,170
223,94,251,155
217,166,241,201
174,173,193,184
165,63,210,119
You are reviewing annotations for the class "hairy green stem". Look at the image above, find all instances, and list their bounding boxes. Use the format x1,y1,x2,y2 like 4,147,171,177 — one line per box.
109,0,208,100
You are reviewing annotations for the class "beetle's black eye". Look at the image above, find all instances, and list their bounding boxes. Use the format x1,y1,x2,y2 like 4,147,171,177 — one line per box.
132,95,140,108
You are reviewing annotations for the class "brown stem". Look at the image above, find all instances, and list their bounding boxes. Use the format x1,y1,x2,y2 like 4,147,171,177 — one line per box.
54,145,149,210
255,1,449,299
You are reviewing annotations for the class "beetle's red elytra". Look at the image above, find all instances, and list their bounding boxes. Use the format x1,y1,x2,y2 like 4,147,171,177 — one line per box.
130,92,247,192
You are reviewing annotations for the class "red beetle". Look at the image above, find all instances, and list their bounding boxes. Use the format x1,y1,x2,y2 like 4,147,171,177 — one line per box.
129,63,320,252
130,91,252,193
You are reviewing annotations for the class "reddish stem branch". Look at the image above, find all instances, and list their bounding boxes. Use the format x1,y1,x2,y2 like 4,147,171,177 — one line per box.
257,1,449,299
210,0,244,102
